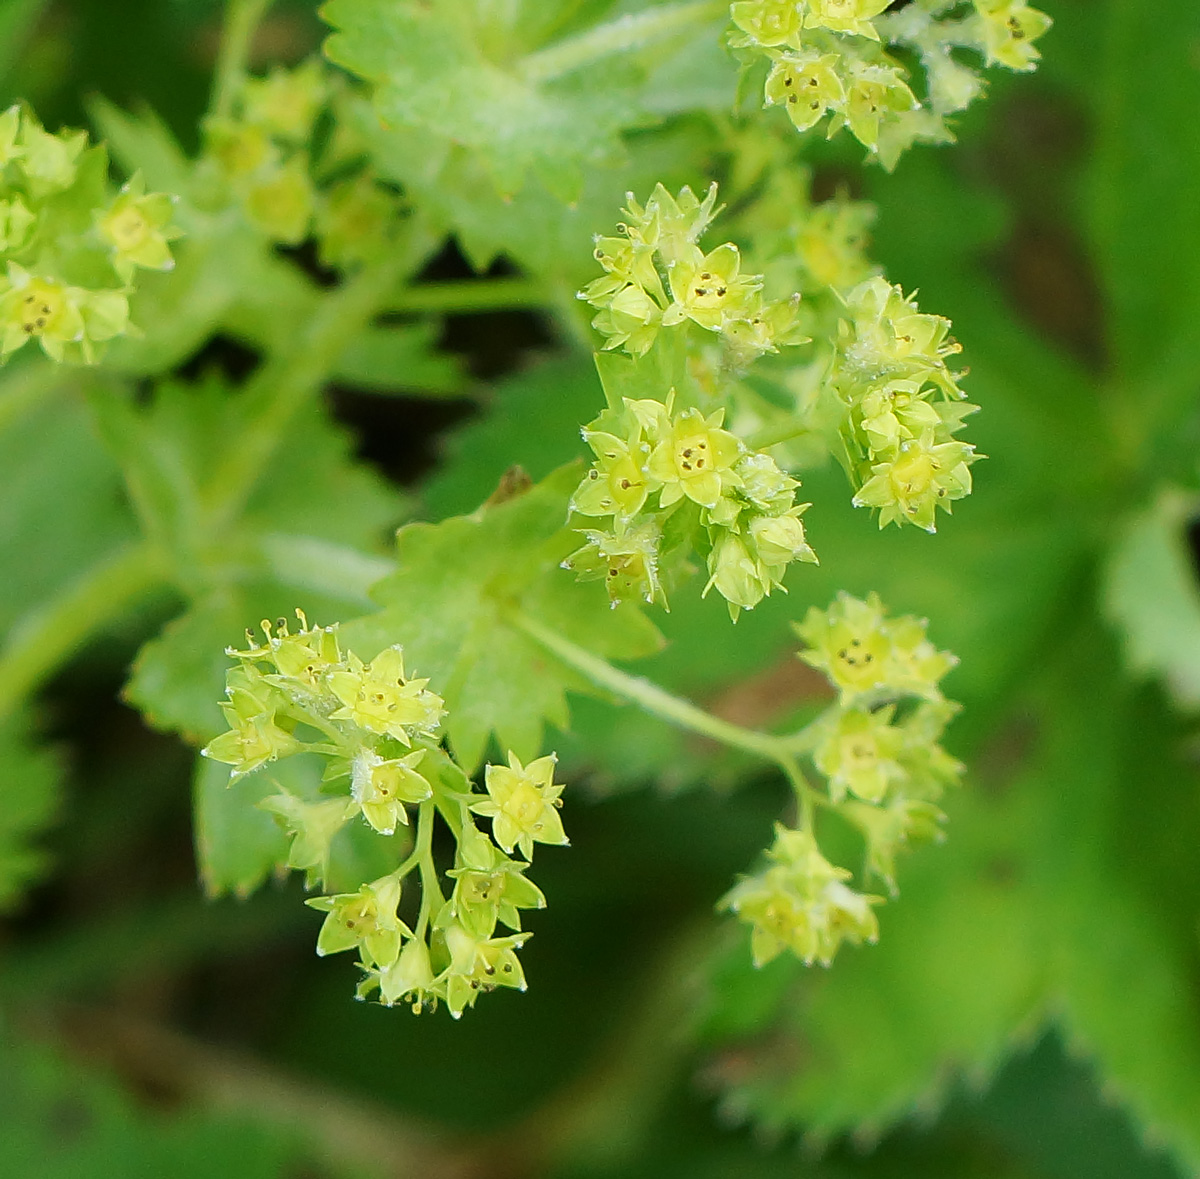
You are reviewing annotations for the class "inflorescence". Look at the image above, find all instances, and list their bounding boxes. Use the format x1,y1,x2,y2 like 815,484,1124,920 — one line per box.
722,591,962,967
730,0,1052,168
0,103,181,363
202,612,568,1018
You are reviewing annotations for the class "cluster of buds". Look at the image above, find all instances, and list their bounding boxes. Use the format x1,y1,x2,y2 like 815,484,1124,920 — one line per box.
723,592,962,965
832,277,979,531
565,390,818,618
729,0,1052,167
0,104,180,363
578,183,807,361
722,826,880,966
202,612,569,1018
201,59,401,266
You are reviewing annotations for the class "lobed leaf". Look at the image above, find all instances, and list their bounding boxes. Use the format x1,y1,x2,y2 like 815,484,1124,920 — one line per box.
342,465,664,770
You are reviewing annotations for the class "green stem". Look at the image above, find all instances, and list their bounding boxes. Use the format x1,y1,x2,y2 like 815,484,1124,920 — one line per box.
520,0,727,83
0,542,165,722
210,0,273,120
385,277,547,317
412,800,443,938
203,250,412,534
515,612,809,771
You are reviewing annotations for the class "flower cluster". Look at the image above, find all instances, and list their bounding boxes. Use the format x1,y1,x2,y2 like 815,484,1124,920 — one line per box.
201,59,401,266
832,277,979,531
202,612,569,1018
729,0,1052,168
564,390,818,618
723,592,961,965
722,826,880,966
0,104,180,363
578,183,807,361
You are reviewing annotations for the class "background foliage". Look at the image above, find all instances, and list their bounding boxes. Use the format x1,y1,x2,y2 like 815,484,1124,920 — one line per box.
1,0,1198,1176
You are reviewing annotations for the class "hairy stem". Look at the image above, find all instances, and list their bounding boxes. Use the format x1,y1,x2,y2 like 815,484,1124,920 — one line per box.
0,542,165,722
515,612,822,778
412,800,443,938
386,277,547,317
203,247,416,534
210,0,273,120
520,0,727,84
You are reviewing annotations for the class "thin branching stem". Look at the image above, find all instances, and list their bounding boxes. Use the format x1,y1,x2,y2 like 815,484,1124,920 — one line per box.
210,0,273,120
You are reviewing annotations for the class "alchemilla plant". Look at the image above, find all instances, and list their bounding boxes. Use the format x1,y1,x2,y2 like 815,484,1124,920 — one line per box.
0,0,1047,1019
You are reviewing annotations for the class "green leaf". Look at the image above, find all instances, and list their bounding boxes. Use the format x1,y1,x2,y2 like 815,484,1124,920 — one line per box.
195,749,409,899
87,95,192,194
322,0,732,203
118,376,405,742
1047,671,1200,1176
194,749,290,900
341,465,663,770
421,354,597,519
0,710,62,911
1084,0,1200,384
340,89,716,281
1102,487,1200,709
701,733,1049,1143
0,376,138,635
0,1037,306,1179
332,322,466,396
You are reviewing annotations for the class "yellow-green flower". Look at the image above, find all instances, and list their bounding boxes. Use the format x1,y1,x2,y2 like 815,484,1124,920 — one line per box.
307,874,409,968
852,430,975,531
804,0,890,39
243,154,315,245
350,747,432,835
590,282,663,356
664,243,762,332
444,856,546,940
842,796,947,892
96,173,182,283
471,752,566,861
329,646,445,744
973,0,1052,71
795,194,875,292
647,406,743,509
563,525,665,608
730,0,804,48
793,590,894,699
378,936,438,1011
316,174,398,270
205,117,275,179
0,267,86,362
841,63,916,151
439,922,529,1018
240,59,326,142
572,429,652,519
17,113,86,193
764,52,845,133
814,705,905,803
0,197,35,252
721,826,881,966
